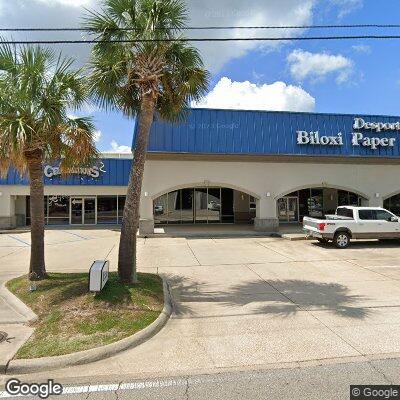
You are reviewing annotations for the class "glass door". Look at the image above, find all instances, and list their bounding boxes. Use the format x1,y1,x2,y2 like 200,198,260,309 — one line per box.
84,198,96,225
70,197,97,225
70,197,83,225
277,197,299,223
287,197,299,222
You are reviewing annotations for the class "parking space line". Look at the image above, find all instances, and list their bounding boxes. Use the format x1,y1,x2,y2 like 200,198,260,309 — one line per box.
186,242,201,266
61,231,91,240
345,258,400,281
7,235,30,247
254,240,295,260
104,244,115,259
0,247,28,260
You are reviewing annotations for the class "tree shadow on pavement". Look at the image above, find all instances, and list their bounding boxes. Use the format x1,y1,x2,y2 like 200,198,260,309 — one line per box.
164,274,373,320
227,279,373,319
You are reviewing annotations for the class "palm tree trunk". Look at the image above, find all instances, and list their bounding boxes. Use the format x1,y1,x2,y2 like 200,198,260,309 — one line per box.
26,149,47,280
118,93,156,283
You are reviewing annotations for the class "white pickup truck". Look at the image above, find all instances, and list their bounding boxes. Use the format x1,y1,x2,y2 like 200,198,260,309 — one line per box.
303,206,400,248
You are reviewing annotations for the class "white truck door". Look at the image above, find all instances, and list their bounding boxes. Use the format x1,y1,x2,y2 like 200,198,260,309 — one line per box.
375,209,400,238
357,209,384,238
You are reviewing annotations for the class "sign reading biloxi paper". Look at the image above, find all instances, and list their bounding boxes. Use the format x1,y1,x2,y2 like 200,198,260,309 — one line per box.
297,117,400,150
44,162,106,179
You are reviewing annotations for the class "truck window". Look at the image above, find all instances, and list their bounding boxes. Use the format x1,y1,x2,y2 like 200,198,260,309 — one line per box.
375,210,393,221
337,208,353,218
358,210,376,220
359,209,393,220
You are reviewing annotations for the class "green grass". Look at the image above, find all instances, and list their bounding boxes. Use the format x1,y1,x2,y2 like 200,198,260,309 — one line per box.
6,272,164,359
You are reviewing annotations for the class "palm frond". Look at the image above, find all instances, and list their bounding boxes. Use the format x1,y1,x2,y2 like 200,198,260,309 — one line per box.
58,117,99,170
84,0,209,124
0,43,98,177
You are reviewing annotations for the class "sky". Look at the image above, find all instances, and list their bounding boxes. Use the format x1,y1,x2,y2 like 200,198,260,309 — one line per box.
1,0,400,152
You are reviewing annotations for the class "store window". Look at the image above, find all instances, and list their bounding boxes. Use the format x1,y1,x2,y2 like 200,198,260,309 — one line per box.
384,194,400,216
249,196,256,211
195,188,208,224
97,196,118,224
153,187,236,224
208,188,221,222
154,194,168,224
47,196,69,225
338,190,362,207
309,189,323,217
118,196,126,224
181,189,193,223
166,190,180,224
349,192,361,206
281,188,365,222
249,195,257,221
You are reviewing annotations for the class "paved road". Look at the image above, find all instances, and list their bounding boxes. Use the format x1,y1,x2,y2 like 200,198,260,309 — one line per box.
1,230,400,392
0,357,393,399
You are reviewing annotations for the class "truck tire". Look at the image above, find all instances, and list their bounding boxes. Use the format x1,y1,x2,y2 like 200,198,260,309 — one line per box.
333,231,350,249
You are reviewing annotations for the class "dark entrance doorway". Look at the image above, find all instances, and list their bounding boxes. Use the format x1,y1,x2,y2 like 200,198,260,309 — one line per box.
153,188,256,224
277,188,365,223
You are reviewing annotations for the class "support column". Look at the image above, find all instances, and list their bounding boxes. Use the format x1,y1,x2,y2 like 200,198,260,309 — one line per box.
0,193,16,230
368,193,384,208
139,193,154,236
254,196,279,232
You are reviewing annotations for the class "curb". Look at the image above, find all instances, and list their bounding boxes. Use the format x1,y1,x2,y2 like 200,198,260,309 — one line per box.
0,282,38,323
279,234,310,241
0,230,30,235
139,232,279,239
6,278,172,375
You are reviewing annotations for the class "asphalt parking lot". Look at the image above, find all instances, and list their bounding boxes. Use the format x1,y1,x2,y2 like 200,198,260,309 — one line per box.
1,230,400,383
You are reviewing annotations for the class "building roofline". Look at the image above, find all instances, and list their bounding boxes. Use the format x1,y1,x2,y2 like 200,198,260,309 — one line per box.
188,107,400,119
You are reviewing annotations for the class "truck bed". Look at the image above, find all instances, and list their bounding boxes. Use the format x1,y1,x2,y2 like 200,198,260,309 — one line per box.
303,215,355,236
304,215,353,221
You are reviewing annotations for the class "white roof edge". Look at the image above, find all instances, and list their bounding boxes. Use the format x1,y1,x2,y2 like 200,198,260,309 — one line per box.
100,152,133,159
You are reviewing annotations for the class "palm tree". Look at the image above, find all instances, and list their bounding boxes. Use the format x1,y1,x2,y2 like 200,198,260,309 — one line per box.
0,44,98,280
84,0,209,283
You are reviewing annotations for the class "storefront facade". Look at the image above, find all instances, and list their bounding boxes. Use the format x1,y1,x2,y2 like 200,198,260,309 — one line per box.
2,108,400,233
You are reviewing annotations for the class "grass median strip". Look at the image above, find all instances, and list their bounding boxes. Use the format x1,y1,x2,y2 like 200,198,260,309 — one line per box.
6,272,164,359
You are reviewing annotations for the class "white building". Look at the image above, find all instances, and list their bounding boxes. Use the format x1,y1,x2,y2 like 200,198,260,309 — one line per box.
1,109,400,233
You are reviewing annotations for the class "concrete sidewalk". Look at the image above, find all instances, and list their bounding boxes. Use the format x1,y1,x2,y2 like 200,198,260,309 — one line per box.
0,277,36,373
